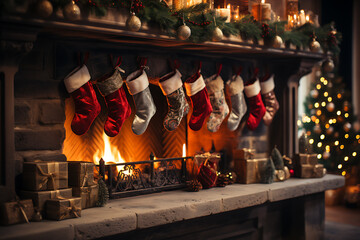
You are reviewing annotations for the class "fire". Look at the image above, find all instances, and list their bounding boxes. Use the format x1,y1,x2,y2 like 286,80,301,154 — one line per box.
182,143,186,157
93,132,126,172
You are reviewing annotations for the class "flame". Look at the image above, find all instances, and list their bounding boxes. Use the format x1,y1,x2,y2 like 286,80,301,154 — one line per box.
93,132,126,172
261,0,265,3
182,143,186,157
227,4,230,9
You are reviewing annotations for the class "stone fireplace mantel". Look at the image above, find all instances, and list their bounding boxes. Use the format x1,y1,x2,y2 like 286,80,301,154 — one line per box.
0,174,344,240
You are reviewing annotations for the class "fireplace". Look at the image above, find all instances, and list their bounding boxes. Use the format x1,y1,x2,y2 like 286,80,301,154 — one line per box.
0,10,323,202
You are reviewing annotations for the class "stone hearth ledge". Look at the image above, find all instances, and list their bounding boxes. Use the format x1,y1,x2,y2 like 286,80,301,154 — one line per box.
0,174,344,240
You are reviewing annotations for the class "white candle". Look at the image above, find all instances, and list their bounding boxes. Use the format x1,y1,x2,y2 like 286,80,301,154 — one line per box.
251,0,271,22
299,10,306,25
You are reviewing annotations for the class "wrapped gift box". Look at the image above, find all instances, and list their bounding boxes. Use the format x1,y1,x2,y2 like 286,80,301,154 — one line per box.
194,152,221,167
234,158,268,184
20,188,72,213
46,198,82,221
68,161,95,187
294,153,318,166
233,148,256,160
22,162,68,191
72,185,99,209
0,199,34,225
296,164,326,178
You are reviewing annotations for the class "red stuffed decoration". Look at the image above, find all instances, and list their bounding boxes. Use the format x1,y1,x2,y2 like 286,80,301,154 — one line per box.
197,159,218,189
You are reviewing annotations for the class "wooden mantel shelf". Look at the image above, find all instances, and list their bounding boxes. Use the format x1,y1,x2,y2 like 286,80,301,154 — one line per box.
1,10,327,61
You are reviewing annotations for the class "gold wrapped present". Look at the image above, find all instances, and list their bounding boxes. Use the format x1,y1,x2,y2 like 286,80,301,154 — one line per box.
68,162,95,187
234,158,268,184
296,164,326,178
46,198,82,221
0,199,34,225
22,162,68,191
20,188,72,213
72,185,99,209
294,154,318,166
233,148,256,160
193,152,221,167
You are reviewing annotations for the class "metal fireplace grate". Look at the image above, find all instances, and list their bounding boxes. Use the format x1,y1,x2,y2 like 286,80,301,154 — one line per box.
97,155,192,198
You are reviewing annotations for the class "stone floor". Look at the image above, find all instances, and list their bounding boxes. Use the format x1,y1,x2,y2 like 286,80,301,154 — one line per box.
325,205,360,240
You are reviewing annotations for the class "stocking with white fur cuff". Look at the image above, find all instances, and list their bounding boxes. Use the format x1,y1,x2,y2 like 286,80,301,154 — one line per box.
227,75,247,131
64,65,101,135
205,75,229,133
159,69,189,131
126,68,156,135
184,72,213,131
261,75,279,125
244,79,266,130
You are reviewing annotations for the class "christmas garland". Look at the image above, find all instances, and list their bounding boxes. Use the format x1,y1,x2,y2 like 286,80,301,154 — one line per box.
5,0,342,55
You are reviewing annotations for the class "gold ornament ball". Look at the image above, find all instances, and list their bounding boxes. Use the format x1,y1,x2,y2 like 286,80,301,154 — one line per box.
326,126,334,135
310,39,321,52
177,25,191,41
37,0,53,18
322,59,335,73
323,151,330,160
273,35,283,48
313,124,322,134
126,13,142,32
212,27,223,42
326,102,335,112
344,122,351,132
63,1,81,21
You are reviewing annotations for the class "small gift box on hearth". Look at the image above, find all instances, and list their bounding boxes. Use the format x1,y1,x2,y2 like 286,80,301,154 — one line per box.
22,161,68,191
72,185,99,209
233,148,268,184
293,153,326,178
194,152,221,189
20,188,73,213
46,197,82,221
68,161,95,187
0,199,34,225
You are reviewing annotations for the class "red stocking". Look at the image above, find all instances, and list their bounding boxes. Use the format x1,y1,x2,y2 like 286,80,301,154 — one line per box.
244,79,266,130
184,63,213,131
97,62,131,137
64,65,101,135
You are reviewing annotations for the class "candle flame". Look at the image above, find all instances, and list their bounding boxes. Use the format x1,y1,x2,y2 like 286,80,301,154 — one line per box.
227,4,230,9
306,15,309,22
261,0,265,3
182,143,186,157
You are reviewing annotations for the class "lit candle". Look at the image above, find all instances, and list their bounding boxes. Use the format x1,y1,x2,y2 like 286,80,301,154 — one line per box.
299,9,306,25
306,15,309,23
215,4,231,23
251,0,271,22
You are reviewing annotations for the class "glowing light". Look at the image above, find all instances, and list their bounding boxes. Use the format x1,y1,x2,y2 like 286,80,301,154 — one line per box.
315,119,320,124
338,164,342,169
316,110,322,116
345,113,349,118
352,152,357,157
317,142,322,147
321,102,326,107
335,141,339,146
297,120,302,126
328,97,332,102
344,156,349,161
342,171,346,176
320,134,325,140
323,80,328,85
325,124,330,129
316,84,321,90
337,111,341,116
333,119,337,123
309,139,314,144
345,134,349,139
337,93,342,99
227,4,230,9
317,154,322,159
320,77,325,82
324,92,328,97
311,116,317,122
314,102,319,108
329,119,333,124
182,143,186,157
326,145,330,152
357,135,360,139
340,145,345,149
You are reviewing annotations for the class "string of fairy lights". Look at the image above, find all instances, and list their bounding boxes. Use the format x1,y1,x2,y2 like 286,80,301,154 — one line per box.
301,74,360,176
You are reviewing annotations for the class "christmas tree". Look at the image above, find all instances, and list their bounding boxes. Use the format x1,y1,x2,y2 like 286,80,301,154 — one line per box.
301,59,360,176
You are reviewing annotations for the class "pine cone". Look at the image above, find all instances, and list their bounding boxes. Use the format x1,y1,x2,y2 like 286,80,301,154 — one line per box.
186,180,203,192
216,174,229,187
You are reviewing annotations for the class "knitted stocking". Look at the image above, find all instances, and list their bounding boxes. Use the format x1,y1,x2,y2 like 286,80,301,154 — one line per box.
227,75,247,131
244,79,266,130
260,75,279,125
